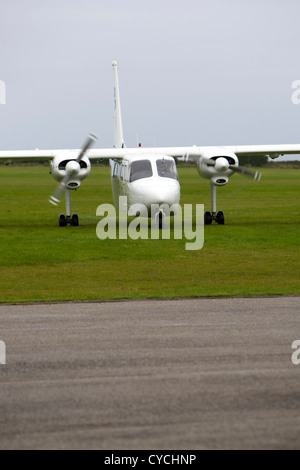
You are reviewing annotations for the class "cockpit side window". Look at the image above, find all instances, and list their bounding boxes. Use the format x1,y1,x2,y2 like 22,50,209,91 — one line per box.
130,160,153,182
156,159,178,180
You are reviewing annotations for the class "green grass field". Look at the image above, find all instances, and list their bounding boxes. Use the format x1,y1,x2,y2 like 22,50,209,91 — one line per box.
0,165,299,303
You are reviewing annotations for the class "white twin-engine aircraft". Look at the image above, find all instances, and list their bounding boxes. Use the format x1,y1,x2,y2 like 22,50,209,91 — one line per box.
1,60,300,227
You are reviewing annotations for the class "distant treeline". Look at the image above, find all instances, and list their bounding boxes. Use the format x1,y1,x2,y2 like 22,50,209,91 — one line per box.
267,160,300,169
238,155,300,168
238,155,268,167
177,156,300,168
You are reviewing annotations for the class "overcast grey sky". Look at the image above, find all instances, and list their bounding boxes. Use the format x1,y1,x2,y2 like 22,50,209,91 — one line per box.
1,0,300,159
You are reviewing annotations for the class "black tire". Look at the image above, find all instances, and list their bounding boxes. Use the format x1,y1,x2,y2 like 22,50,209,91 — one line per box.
158,212,164,230
59,214,67,227
71,214,79,227
216,211,225,225
204,211,213,225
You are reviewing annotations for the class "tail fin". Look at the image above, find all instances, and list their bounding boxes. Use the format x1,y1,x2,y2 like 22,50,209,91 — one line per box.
112,61,126,149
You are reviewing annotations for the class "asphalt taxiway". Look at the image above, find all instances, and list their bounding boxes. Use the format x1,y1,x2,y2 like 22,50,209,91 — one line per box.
0,297,299,450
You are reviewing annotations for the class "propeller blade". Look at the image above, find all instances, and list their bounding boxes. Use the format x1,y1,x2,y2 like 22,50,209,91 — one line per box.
49,175,69,206
76,132,98,162
229,165,262,181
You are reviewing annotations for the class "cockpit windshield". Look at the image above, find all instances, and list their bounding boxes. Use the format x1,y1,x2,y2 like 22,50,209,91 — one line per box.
156,159,178,180
130,160,153,182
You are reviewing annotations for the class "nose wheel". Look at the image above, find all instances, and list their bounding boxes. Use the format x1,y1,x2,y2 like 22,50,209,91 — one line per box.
59,214,79,227
216,211,225,225
158,211,164,229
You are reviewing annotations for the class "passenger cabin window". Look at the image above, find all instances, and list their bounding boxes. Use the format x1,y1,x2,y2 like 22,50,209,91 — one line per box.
120,164,128,182
130,160,153,182
156,159,178,180
112,162,119,178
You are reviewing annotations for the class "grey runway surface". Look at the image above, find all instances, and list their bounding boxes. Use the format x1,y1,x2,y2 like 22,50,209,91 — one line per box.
0,297,300,450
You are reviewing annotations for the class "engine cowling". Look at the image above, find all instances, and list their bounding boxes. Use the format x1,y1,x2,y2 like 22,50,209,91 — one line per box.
197,148,239,186
50,153,91,189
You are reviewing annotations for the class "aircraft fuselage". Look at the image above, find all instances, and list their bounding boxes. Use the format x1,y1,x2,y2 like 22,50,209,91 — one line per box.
110,154,181,216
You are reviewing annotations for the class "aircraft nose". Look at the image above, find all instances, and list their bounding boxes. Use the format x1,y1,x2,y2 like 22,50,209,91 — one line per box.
152,189,173,205
145,182,180,207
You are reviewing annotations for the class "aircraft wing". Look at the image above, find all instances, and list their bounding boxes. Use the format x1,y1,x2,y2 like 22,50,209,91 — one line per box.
0,148,130,162
0,150,56,161
1,144,300,162
89,144,300,161
0,147,200,162
228,144,300,159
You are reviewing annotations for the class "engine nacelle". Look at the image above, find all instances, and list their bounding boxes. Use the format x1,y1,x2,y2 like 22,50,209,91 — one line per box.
197,148,239,184
50,153,91,189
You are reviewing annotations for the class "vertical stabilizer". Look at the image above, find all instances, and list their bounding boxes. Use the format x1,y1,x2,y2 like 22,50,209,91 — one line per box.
112,61,126,149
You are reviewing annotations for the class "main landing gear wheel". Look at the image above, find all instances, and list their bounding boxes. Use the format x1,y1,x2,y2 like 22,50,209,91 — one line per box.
71,214,79,227
204,211,213,225
59,214,67,227
204,211,225,225
59,214,79,227
216,211,225,225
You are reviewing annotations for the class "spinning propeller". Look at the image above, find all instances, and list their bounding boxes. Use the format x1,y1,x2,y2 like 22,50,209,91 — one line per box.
49,133,97,206
207,157,262,181
229,165,261,181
